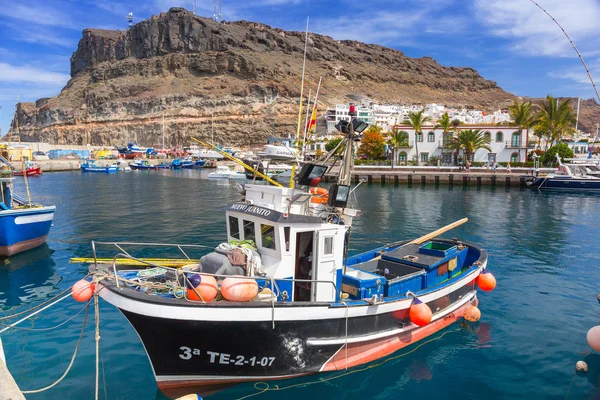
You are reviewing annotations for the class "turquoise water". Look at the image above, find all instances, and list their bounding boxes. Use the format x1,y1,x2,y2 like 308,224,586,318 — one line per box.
1,170,599,399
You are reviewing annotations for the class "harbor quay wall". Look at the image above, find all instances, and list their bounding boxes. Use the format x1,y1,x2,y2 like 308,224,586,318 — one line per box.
323,166,555,187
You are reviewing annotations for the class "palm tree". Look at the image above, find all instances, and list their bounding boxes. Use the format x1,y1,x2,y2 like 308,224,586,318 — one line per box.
435,112,452,163
388,128,409,168
447,129,492,163
508,100,536,142
536,96,576,150
404,110,431,166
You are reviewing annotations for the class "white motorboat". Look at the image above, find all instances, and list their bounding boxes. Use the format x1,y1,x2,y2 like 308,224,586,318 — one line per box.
208,166,238,179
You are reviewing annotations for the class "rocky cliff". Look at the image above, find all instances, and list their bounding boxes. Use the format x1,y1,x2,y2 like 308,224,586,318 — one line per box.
11,7,587,147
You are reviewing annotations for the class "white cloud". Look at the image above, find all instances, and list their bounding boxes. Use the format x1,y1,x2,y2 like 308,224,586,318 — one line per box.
0,3,74,29
473,0,600,58
0,63,70,85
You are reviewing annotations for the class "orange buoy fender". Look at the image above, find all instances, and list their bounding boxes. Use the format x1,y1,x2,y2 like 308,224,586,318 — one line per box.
71,279,95,302
409,297,432,326
309,187,329,204
464,305,481,322
477,269,496,292
221,277,259,302
187,274,219,302
587,325,600,352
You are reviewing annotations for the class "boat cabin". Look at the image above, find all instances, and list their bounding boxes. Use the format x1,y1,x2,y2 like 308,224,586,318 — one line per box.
225,184,347,303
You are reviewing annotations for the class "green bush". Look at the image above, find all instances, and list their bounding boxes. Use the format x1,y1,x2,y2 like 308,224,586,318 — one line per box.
541,143,574,166
354,159,391,166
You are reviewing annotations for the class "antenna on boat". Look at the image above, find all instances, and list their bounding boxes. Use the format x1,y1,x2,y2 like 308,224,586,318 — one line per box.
528,0,599,103
295,16,310,147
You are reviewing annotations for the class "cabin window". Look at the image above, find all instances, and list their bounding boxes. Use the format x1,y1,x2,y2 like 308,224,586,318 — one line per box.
261,224,277,250
229,216,240,239
243,220,256,242
284,227,290,252
324,237,334,255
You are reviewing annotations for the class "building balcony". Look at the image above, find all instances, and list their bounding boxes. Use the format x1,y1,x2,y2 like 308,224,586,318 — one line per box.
505,141,525,149
397,141,414,148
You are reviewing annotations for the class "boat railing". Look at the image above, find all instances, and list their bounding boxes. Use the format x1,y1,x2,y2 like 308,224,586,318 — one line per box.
91,240,214,270
101,248,338,304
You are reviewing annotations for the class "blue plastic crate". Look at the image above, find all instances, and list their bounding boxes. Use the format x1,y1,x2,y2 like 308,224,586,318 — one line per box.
342,268,386,300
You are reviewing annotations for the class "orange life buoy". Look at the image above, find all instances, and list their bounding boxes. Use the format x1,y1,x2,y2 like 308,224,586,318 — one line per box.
309,187,329,204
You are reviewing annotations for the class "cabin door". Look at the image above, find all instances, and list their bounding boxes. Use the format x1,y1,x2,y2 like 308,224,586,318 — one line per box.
312,229,338,302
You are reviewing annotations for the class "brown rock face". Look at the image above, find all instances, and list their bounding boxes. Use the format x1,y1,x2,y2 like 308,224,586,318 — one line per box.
12,7,527,146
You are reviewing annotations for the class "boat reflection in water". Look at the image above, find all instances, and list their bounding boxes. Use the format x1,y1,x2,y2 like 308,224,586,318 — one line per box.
0,244,59,308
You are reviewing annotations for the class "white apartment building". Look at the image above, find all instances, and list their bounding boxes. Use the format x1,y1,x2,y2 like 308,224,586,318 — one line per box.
388,126,531,165
325,102,512,134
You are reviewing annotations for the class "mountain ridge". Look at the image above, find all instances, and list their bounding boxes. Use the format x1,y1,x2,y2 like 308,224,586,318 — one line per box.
9,7,598,146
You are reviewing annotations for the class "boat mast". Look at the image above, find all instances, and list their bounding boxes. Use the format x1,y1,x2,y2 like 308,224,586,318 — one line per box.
575,97,580,133
162,109,165,149
302,77,322,160
339,104,357,186
295,16,310,144
301,89,311,159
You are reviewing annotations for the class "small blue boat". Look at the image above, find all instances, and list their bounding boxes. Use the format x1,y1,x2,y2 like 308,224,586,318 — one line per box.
171,158,206,169
81,160,119,173
0,177,55,257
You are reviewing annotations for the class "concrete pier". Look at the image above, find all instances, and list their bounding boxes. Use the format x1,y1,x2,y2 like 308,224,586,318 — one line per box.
323,166,549,187
0,340,25,400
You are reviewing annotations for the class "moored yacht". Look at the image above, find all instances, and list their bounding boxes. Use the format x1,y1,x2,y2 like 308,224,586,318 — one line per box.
527,155,600,190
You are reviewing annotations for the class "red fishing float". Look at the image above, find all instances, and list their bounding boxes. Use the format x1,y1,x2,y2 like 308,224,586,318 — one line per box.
477,269,496,292
187,274,219,302
71,279,95,302
221,277,259,302
587,325,600,352
464,305,481,322
409,297,432,327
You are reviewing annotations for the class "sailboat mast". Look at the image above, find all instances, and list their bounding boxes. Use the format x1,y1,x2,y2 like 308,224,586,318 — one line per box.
339,103,356,186
575,97,581,133
162,111,165,149
295,16,310,143
301,89,311,159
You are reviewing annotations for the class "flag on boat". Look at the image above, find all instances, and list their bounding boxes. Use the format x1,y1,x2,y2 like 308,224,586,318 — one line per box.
306,107,317,133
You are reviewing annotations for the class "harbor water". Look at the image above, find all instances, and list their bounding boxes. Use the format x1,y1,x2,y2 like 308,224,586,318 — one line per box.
1,170,599,399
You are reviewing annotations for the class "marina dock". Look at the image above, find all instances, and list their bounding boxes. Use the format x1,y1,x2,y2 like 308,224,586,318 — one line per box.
323,166,554,187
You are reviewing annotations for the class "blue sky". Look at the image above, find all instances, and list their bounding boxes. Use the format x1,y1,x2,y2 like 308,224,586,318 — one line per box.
1,0,599,134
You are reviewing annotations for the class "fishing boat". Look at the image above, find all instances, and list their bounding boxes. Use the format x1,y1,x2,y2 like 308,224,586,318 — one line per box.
129,160,172,170
80,160,119,173
187,146,225,160
526,155,600,190
0,165,55,257
12,161,42,177
116,142,145,159
89,108,495,397
172,158,207,169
